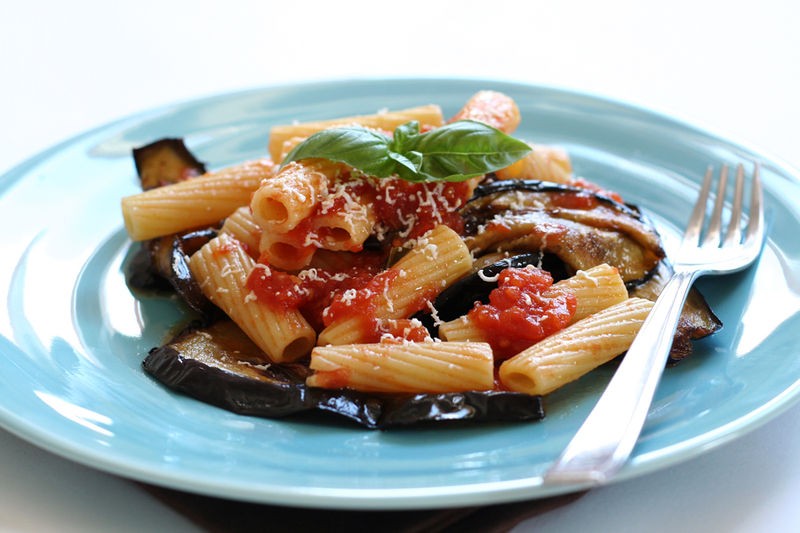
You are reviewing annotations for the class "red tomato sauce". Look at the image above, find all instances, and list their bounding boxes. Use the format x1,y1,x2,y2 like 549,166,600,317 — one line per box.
245,255,384,330
372,179,471,242
468,267,576,359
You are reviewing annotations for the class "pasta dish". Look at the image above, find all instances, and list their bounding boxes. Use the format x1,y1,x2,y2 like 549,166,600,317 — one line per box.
121,90,721,427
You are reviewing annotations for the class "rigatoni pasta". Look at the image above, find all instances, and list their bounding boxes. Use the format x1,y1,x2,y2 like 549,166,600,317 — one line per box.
250,159,338,233
317,224,472,346
307,341,494,393
219,206,262,258
498,297,654,395
495,144,573,183
189,233,316,362
122,158,272,241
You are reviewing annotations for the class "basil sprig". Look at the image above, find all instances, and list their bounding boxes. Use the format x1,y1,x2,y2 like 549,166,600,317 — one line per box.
281,120,531,182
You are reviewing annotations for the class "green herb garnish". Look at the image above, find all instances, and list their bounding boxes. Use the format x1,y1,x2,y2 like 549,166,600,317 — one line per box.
281,120,531,182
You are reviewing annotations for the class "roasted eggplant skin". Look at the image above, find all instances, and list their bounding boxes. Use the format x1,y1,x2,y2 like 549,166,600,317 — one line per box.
462,180,666,285
143,321,545,429
630,261,722,362
133,138,206,190
126,228,219,318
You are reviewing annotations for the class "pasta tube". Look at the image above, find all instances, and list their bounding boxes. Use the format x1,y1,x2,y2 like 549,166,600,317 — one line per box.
219,206,262,258
257,231,316,271
495,144,572,183
318,225,472,346
189,233,316,362
268,104,445,162
499,297,654,395
311,186,377,252
450,90,521,133
307,341,494,393
121,158,271,241
250,159,338,233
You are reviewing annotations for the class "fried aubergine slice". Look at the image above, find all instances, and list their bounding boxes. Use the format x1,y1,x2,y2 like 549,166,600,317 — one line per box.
630,261,722,362
126,228,219,318
462,180,665,284
143,320,545,429
133,137,206,190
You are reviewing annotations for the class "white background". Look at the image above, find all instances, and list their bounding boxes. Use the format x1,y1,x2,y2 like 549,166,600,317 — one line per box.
1,1,799,531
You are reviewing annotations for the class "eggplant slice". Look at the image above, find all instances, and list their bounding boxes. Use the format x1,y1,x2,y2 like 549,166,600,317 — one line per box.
460,179,721,359
144,321,545,429
630,261,722,362
133,138,206,190
463,180,665,284
126,228,219,318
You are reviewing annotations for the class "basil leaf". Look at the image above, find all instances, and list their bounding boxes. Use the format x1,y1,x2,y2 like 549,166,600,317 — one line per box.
281,119,531,183
388,150,421,176
282,127,396,177
389,150,426,182
390,120,421,154
411,120,531,180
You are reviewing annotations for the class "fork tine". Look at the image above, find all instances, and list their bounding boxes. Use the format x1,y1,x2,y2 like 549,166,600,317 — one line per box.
746,163,765,244
723,164,745,246
702,164,728,247
684,165,714,244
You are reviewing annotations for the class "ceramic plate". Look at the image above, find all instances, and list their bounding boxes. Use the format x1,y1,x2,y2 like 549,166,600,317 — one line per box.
1,79,799,509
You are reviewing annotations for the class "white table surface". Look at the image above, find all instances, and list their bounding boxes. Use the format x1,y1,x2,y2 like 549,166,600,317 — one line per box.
2,1,799,531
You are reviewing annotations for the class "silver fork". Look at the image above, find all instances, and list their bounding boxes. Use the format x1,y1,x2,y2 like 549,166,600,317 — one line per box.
543,163,765,486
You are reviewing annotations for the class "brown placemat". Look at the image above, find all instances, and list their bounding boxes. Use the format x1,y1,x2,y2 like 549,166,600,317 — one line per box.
142,484,585,532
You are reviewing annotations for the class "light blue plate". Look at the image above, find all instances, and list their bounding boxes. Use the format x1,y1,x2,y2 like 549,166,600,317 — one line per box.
1,79,799,510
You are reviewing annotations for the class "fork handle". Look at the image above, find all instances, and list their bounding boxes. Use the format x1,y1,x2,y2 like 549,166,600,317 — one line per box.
542,268,699,485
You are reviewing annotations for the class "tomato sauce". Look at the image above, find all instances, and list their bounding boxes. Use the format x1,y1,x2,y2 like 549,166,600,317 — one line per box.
372,179,470,242
245,255,384,330
469,267,576,359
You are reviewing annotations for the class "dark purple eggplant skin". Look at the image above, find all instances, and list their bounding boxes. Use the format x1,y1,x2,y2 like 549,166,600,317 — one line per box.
469,178,639,217
463,179,665,284
126,228,219,319
629,261,722,362
133,138,206,190
143,321,545,429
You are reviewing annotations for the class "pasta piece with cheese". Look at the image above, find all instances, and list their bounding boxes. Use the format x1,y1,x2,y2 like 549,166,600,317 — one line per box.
311,185,377,252
439,263,628,342
257,230,317,271
555,263,628,322
219,206,262,258
250,159,340,233
495,144,572,183
450,90,521,134
121,158,272,241
317,225,473,346
307,341,494,393
499,297,654,395
306,249,363,272
438,315,484,343
268,104,444,162
189,233,315,362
